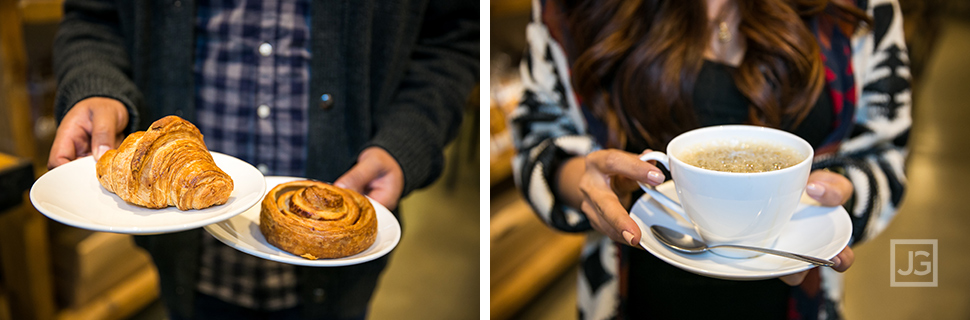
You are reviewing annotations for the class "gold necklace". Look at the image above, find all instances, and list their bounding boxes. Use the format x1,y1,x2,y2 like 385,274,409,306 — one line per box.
717,21,731,43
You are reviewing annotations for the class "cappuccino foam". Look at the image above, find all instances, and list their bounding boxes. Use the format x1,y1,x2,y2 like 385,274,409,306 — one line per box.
679,140,804,173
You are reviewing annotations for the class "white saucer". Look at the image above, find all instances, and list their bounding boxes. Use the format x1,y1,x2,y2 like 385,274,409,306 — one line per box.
631,181,852,280
203,176,402,267
30,152,265,235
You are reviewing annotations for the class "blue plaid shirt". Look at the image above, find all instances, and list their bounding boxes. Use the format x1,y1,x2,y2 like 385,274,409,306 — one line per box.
193,0,309,310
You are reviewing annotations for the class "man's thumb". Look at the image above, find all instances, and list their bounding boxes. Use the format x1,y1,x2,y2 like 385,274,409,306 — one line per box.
90,109,120,161
334,161,379,192
91,129,115,161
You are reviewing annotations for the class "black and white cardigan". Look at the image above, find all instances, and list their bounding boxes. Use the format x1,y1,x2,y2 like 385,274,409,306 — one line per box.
510,0,911,318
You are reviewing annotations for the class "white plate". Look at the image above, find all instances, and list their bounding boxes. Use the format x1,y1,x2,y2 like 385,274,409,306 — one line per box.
30,152,265,235
203,176,401,267
632,181,852,280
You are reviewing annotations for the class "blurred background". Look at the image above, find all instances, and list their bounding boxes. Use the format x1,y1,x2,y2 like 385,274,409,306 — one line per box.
0,1,479,319
490,0,970,319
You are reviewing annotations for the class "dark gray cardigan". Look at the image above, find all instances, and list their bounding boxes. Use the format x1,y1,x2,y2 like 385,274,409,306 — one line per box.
53,0,478,318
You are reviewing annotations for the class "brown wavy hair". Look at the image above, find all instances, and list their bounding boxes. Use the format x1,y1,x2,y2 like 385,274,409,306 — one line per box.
563,0,870,149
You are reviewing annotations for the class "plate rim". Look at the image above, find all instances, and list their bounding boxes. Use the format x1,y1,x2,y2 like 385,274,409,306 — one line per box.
29,152,265,234
633,182,852,280
203,176,402,267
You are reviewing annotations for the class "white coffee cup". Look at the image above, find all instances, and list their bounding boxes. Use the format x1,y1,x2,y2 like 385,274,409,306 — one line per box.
639,125,813,258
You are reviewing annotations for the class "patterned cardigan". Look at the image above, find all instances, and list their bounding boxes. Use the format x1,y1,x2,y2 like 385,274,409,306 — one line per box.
510,0,911,319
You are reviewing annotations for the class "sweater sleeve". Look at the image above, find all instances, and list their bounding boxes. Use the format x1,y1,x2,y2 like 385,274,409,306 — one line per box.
53,0,142,133
817,0,911,245
367,1,479,196
510,0,600,233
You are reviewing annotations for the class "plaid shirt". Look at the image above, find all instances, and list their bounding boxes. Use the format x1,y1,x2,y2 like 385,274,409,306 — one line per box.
193,0,310,311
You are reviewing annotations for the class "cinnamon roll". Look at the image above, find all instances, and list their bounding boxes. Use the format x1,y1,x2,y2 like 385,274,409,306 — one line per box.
96,115,233,210
259,180,378,259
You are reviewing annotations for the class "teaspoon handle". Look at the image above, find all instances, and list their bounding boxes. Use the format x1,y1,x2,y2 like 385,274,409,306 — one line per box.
709,244,835,267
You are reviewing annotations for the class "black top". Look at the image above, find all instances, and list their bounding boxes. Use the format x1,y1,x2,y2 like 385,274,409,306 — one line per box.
626,60,834,318
693,60,834,148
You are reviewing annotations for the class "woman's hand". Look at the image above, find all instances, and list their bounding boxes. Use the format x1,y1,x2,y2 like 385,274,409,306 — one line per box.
780,247,855,285
805,169,854,207
48,97,128,169
780,169,855,285
568,149,665,247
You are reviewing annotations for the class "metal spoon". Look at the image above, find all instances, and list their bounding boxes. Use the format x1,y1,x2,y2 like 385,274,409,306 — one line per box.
649,225,835,267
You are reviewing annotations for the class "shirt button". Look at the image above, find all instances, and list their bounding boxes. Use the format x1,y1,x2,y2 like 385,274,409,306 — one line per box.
175,109,183,117
319,94,333,110
257,105,271,119
258,42,273,56
173,0,181,7
176,286,185,295
313,288,326,303
257,164,269,174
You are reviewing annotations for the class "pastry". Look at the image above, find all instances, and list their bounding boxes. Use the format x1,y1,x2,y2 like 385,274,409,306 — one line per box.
259,180,377,259
96,115,234,210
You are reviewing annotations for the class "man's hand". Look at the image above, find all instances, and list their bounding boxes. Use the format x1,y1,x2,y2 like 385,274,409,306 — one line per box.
48,97,128,169
334,147,405,210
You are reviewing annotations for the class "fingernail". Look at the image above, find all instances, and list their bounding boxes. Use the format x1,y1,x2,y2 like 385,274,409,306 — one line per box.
806,183,825,198
334,182,348,189
832,256,841,267
95,145,110,159
622,230,636,246
647,170,664,185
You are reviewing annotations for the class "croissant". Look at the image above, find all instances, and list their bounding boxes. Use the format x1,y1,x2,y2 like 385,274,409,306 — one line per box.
259,180,377,259
96,115,234,210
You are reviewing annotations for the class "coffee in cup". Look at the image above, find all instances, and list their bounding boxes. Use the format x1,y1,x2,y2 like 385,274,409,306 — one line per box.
639,125,813,258
679,140,804,173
